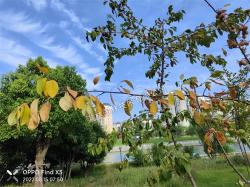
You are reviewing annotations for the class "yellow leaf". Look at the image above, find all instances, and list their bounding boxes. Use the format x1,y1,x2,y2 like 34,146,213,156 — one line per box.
168,93,175,106
8,108,18,126
200,101,211,110
44,80,59,98
75,96,87,110
39,102,51,122
193,111,204,125
96,102,105,117
37,66,49,73
124,100,133,116
122,87,130,94
188,90,196,101
67,86,78,98
160,98,168,106
36,78,47,96
176,90,185,100
59,92,73,111
28,99,40,130
122,80,134,89
93,76,100,85
149,101,158,116
19,103,31,126
82,105,96,121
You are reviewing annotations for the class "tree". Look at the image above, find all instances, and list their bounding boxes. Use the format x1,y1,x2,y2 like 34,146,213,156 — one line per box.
0,57,87,186
85,0,250,186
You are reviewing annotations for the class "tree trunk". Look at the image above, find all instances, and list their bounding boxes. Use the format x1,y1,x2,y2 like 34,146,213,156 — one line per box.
34,139,50,187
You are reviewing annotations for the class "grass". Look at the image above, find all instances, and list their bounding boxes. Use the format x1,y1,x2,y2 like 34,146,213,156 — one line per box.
114,135,199,146
6,157,249,187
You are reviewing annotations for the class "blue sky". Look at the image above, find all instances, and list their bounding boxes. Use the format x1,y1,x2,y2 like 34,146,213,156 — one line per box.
0,0,249,122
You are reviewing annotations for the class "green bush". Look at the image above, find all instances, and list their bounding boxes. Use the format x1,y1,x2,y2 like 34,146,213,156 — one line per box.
183,146,194,158
130,149,150,167
151,143,165,166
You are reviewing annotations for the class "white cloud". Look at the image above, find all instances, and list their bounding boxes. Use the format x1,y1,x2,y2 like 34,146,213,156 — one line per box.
0,11,46,34
24,0,47,11
0,36,34,67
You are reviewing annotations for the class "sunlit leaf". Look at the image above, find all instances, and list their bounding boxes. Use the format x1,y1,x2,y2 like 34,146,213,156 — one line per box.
67,86,78,98
82,104,96,121
28,99,40,130
188,90,196,101
149,101,158,116
44,80,59,98
36,64,49,73
124,100,133,116
93,76,100,85
59,92,73,111
168,93,175,105
144,99,150,109
96,102,105,116
36,78,47,96
75,96,87,110
19,103,30,126
176,90,185,100
193,111,204,125
160,98,168,106
39,102,51,122
210,70,224,78
200,101,211,110
8,108,18,126
122,80,134,89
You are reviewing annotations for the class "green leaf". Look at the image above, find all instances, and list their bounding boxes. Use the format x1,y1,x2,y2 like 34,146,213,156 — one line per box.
8,108,18,126
122,80,134,89
210,71,224,78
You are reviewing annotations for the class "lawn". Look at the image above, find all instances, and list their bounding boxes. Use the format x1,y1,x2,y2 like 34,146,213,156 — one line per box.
114,135,199,146
6,157,249,187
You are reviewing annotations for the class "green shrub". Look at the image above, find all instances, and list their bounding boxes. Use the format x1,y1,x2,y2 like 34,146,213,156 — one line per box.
183,146,194,158
151,143,165,166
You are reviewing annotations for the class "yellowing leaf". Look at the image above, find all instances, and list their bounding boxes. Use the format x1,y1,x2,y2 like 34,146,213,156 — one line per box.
39,102,51,122
229,87,237,99
93,76,100,85
75,96,87,110
96,102,105,117
200,101,211,110
59,92,73,111
215,131,226,145
218,101,226,111
176,90,185,100
122,80,134,89
36,78,47,96
149,101,158,116
204,132,213,146
160,98,168,106
44,80,59,98
124,100,133,116
67,86,78,98
19,103,31,126
168,93,175,105
193,111,204,125
188,90,196,101
28,99,40,130
82,104,96,121
122,87,130,94
8,109,18,126
144,99,150,109
37,65,49,73
205,82,211,90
